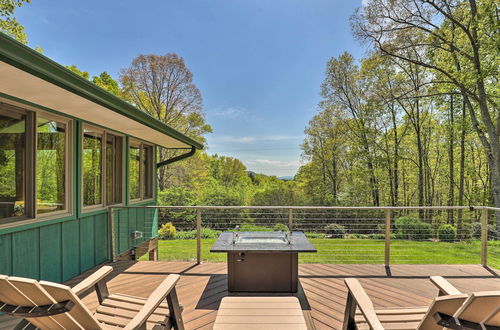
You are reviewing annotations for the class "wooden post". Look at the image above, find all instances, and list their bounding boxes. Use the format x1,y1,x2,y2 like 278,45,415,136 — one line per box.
196,209,201,265
288,208,293,230
385,209,391,266
109,207,116,262
481,208,488,266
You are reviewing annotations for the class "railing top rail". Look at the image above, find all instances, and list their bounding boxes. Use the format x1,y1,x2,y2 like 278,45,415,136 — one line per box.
109,205,500,211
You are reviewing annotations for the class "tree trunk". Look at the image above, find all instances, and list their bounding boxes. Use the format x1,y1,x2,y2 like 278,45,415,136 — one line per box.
457,96,466,238
448,94,455,225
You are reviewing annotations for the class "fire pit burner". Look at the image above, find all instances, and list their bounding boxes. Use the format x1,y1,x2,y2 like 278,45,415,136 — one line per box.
211,231,316,293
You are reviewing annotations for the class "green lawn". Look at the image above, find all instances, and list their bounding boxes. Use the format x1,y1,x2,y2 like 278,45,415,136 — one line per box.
140,238,500,268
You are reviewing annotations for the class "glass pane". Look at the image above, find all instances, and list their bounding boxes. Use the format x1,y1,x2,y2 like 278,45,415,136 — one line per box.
37,118,66,214
83,128,102,206
0,110,26,219
129,143,140,200
142,145,153,199
106,134,122,204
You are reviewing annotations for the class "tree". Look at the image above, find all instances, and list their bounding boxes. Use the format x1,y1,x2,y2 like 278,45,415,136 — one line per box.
0,0,30,44
320,52,380,206
119,54,212,190
352,0,500,228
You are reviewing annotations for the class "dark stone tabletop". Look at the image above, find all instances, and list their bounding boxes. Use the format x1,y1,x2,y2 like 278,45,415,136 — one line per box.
210,231,317,253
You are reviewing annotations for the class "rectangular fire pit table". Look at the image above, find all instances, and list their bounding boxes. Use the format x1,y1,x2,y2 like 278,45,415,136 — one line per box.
210,231,316,292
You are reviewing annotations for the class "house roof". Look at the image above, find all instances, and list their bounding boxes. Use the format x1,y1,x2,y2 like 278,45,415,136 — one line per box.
0,32,203,150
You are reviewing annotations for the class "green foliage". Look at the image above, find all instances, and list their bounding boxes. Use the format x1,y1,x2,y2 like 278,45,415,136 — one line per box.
175,228,221,240
467,222,497,240
0,0,30,43
273,223,289,231
324,223,346,238
158,222,176,240
395,216,432,240
437,224,457,242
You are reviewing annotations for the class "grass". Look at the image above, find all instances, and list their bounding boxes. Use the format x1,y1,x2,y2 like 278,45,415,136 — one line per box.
140,238,500,269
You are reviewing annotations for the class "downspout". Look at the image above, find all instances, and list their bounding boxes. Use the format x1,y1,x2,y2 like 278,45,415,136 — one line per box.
157,146,196,168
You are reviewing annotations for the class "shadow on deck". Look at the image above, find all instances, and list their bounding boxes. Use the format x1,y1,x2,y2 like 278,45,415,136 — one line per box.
1,262,499,330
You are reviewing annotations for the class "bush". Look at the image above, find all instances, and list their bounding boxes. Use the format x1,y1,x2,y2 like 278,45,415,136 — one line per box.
325,224,346,238
158,222,176,240
273,223,289,231
368,233,385,240
469,222,497,239
346,234,368,239
175,227,222,240
437,224,457,241
305,232,326,239
395,216,432,240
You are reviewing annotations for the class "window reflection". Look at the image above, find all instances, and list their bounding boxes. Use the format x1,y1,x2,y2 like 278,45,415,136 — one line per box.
83,128,102,206
0,110,26,219
37,118,66,214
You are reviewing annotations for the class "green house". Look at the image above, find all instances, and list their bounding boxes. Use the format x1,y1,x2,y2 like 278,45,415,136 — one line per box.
0,33,202,282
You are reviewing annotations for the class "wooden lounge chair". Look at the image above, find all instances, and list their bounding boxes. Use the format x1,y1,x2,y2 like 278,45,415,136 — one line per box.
0,266,184,330
342,276,500,330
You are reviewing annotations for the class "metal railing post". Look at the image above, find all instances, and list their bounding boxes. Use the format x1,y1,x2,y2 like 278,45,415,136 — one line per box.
288,208,293,230
385,209,391,266
481,208,488,266
109,207,116,262
196,209,202,264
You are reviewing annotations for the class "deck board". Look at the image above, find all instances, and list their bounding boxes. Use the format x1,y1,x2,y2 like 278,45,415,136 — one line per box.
0,262,498,329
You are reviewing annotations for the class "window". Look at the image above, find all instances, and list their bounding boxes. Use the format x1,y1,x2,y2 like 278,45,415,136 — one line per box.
36,117,67,214
82,127,103,207
129,140,154,201
0,103,71,223
142,144,153,199
0,109,27,219
129,142,141,200
106,134,123,205
82,126,125,209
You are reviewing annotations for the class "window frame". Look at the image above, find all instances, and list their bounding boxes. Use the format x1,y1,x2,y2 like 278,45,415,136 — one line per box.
0,102,73,226
35,110,73,219
81,125,126,212
128,139,155,203
105,132,125,206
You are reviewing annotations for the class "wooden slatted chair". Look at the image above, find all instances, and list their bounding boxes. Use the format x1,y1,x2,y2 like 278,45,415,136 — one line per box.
0,266,185,330
343,276,500,330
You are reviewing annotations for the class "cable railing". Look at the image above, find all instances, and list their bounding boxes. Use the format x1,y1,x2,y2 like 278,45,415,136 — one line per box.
108,205,500,268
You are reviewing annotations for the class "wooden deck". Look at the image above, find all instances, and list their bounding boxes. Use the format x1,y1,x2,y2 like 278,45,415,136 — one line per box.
1,262,499,329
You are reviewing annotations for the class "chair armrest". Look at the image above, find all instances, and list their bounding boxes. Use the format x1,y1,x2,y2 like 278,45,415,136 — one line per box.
344,278,384,330
430,276,461,296
124,274,181,330
72,266,113,296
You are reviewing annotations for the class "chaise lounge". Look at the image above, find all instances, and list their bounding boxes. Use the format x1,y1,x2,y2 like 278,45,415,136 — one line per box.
0,266,184,330
343,276,500,329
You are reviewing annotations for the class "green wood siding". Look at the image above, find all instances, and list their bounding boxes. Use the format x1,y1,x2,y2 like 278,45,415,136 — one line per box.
40,224,62,282
0,117,159,283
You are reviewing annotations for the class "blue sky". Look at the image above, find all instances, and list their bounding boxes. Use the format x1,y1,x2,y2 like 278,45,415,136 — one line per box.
17,0,364,177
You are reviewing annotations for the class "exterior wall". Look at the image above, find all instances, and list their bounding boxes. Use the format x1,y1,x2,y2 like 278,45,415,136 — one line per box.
0,101,159,282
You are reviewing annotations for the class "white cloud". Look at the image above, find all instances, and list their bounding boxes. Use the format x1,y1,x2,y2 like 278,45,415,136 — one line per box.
212,107,248,118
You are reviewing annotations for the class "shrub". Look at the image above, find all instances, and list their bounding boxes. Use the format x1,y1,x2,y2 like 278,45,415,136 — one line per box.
437,224,457,241
350,234,369,239
469,222,497,239
367,233,385,240
305,232,326,239
273,223,289,231
158,222,176,240
395,216,432,240
325,224,346,238
175,227,222,240
228,224,273,232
